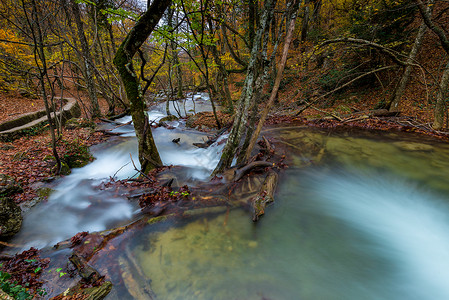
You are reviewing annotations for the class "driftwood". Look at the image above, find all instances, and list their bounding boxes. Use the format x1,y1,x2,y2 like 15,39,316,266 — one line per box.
251,170,278,222
53,253,114,300
95,129,125,136
233,161,274,182
56,278,112,300
99,118,121,125
108,110,130,121
193,126,229,148
69,253,102,283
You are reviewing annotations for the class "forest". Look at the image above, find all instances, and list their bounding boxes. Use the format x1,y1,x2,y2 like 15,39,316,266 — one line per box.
1,0,449,299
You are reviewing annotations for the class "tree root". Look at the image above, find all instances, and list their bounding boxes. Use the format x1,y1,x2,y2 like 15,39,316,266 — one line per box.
251,170,278,222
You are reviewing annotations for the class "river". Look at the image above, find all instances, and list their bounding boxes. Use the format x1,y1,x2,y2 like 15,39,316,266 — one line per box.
6,94,449,299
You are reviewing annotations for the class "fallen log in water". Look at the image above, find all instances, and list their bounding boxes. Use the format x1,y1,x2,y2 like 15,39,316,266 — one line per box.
69,253,102,283
51,254,112,300
251,170,278,222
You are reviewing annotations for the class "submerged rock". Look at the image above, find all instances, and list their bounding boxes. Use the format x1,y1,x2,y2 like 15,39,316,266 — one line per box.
393,141,434,152
0,197,22,237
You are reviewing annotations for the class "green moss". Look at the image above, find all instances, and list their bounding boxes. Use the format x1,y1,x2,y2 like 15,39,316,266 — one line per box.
61,140,94,169
58,162,70,175
36,187,53,199
147,215,168,225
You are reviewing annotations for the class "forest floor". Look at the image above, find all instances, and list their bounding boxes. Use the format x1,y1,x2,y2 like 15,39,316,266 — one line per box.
0,91,111,204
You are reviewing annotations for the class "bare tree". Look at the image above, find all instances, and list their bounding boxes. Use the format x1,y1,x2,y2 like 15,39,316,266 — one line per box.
416,0,449,130
387,0,434,111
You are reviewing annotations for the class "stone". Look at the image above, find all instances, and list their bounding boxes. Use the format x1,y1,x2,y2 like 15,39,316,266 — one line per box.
159,115,179,123
0,174,22,197
0,197,22,238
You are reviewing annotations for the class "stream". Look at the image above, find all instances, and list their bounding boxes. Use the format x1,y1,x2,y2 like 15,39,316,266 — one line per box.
6,93,449,299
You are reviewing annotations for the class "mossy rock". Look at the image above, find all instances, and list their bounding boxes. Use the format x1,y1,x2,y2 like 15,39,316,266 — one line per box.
59,162,71,175
62,140,94,169
0,174,23,197
185,115,199,128
159,115,179,123
37,187,53,198
63,154,92,169
0,197,22,238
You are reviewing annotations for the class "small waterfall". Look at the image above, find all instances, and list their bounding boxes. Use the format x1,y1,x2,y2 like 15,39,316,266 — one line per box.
8,94,225,251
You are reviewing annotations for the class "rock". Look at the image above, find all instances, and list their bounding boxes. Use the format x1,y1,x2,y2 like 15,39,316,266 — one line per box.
0,174,22,197
60,162,71,175
185,115,199,128
159,115,179,123
19,197,43,213
0,197,23,238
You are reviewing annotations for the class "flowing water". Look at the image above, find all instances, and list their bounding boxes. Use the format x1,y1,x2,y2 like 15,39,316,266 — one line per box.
6,95,449,299
111,128,449,300
7,93,225,251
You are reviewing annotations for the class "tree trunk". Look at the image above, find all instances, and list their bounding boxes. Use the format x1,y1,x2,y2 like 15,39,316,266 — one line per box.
208,18,233,110
416,0,449,129
168,7,183,99
213,0,277,175
300,4,310,42
71,0,101,117
433,60,449,130
28,0,62,174
242,0,300,163
388,1,433,111
113,0,171,173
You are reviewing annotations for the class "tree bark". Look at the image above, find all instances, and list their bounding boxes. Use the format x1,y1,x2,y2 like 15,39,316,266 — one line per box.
27,0,62,174
433,60,449,130
168,7,183,99
388,1,434,111
113,0,171,173
416,0,449,130
71,0,101,117
242,0,300,163
213,0,277,175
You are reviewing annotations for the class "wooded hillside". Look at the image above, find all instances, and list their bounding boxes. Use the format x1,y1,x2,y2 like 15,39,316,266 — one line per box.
1,0,449,170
